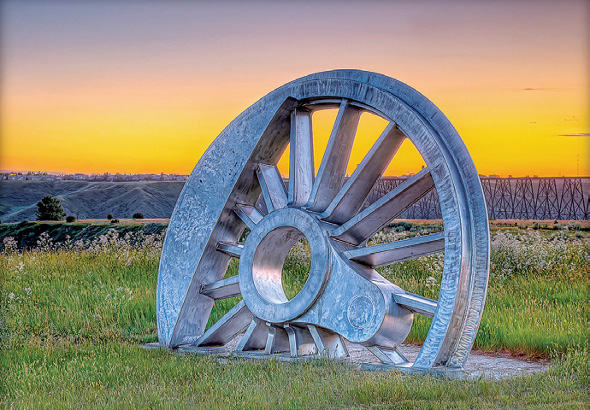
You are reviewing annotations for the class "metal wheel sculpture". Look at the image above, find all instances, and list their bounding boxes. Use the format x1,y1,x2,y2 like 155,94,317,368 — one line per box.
157,70,490,370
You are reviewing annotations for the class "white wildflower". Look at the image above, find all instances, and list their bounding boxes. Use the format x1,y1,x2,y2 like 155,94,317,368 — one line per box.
3,236,18,253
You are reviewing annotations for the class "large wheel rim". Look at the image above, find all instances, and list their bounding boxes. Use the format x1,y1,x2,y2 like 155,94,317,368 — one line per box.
156,70,490,369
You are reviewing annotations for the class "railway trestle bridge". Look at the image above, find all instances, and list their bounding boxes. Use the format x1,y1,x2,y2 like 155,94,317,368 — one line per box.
366,176,589,220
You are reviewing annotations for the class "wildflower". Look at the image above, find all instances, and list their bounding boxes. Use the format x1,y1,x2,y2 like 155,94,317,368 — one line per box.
36,232,54,252
2,236,18,253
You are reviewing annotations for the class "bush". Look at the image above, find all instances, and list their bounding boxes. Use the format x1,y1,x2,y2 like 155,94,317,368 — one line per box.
568,222,581,231
65,215,76,223
388,221,413,231
110,219,120,224
132,213,144,219
36,195,66,221
107,214,114,220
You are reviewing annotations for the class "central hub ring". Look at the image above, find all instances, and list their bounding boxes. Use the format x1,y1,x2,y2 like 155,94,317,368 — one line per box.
238,207,331,323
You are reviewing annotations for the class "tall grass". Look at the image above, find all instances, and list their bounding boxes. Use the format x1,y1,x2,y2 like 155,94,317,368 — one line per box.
375,229,589,357
1,231,161,349
1,227,588,407
2,228,588,356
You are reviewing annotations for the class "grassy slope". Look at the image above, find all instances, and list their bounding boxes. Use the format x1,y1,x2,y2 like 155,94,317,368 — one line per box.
0,180,184,222
0,230,588,407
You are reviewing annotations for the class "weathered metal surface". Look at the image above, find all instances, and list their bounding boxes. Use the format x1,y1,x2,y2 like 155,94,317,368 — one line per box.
156,70,490,370
332,168,435,245
306,99,361,212
344,232,445,268
322,122,406,224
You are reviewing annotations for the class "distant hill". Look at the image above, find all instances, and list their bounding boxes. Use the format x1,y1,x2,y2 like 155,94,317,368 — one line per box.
2,177,587,223
0,181,184,222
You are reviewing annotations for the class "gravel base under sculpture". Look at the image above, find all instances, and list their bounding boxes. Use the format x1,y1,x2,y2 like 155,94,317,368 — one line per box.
145,334,547,381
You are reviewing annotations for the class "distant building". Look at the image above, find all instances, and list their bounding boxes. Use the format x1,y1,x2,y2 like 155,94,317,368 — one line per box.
1,171,188,182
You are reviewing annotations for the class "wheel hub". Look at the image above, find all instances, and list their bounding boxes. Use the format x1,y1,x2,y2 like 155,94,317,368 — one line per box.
238,205,414,347
239,207,331,323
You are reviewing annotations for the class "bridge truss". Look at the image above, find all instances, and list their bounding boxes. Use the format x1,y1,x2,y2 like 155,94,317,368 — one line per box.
366,177,589,220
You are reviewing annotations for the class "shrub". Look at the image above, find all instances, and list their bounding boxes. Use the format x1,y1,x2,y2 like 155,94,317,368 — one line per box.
110,219,120,224
107,213,114,220
132,212,144,219
388,221,413,231
36,195,66,221
65,215,76,223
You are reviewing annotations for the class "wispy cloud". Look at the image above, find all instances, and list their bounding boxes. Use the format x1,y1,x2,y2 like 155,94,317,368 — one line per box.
558,133,590,137
521,88,559,91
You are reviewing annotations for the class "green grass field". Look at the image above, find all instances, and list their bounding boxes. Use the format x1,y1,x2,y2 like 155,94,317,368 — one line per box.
1,227,588,408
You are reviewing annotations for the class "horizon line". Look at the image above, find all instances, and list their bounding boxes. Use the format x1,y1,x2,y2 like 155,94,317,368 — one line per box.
2,169,589,179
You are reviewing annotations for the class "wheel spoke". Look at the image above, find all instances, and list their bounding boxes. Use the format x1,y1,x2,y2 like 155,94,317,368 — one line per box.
235,319,268,352
235,204,263,229
200,274,240,300
343,232,444,268
194,300,253,346
284,325,298,357
257,164,288,212
331,167,434,245
264,323,290,354
307,325,348,358
284,324,317,357
366,346,409,365
216,242,243,259
288,108,314,207
306,100,361,212
322,122,406,224
393,292,437,318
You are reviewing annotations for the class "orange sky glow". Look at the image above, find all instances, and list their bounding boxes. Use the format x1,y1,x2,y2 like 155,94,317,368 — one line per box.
1,0,588,177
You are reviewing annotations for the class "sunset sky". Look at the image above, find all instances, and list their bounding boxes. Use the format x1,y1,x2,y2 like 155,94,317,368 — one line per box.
1,0,588,177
